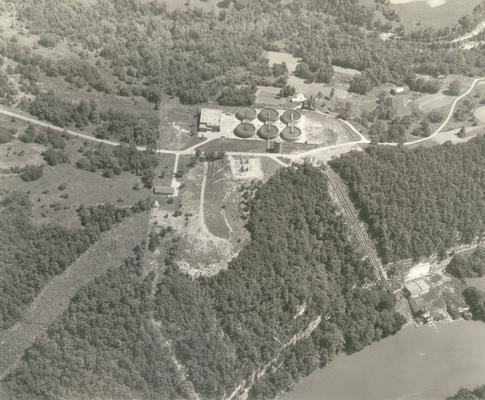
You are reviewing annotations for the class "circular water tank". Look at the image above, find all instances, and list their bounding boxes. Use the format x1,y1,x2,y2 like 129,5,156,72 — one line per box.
281,125,302,141
281,110,302,124
236,107,257,121
234,122,256,138
258,124,279,140
258,108,279,123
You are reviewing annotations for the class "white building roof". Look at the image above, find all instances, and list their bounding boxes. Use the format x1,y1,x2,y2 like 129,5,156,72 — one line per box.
405,279,430,298
200,108,222,126
291,93,306,102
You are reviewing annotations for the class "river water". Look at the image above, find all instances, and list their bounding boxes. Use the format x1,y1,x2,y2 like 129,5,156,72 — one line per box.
281,320,485,400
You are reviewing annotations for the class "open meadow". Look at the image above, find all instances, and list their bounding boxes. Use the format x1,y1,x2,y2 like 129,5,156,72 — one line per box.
389,0,483,31
0,162,152,228
0,131,178,228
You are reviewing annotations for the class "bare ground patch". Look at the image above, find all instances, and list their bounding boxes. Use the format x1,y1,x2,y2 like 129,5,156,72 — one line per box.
151,162,238,277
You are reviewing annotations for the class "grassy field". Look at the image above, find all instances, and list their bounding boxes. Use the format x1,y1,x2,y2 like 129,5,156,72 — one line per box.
0,157,155,229
302,111,360,144
266,50,356,98
199,138,319,154
260,157,285,181
205,158,251,247
255,86,286,107
389,0,482,31
0,140,44,170
0,211,149,381
162,0,223,13
205,159,232,240
159,99,204,150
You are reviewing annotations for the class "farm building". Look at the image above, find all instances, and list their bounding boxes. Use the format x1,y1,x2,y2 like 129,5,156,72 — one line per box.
153,185,175,196
199,108,222,132
403,279,430,299
390,87,405,95
291,93,306,103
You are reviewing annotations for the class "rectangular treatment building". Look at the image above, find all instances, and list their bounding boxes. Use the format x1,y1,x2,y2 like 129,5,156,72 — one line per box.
199,108,222,132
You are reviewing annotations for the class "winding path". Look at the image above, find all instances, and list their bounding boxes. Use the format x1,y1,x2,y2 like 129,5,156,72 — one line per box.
379,78,485,146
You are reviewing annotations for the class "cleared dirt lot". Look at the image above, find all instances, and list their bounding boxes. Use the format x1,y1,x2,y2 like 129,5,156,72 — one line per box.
151,162,237,277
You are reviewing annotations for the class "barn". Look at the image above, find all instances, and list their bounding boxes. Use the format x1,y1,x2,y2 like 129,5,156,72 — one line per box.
153,185,175,196
199,108,222,132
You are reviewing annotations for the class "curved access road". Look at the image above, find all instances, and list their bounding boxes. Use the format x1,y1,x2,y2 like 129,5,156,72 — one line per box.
378,77,485,147
1,77,484,164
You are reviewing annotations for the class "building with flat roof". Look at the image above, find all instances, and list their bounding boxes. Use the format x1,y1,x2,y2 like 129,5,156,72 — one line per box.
199,108,222,132
403,279,430,299
153,185,175,196
390,87,405,95
291,93,306,103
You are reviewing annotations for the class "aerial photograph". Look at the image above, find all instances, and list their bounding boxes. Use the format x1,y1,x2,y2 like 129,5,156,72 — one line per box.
0,0,485,399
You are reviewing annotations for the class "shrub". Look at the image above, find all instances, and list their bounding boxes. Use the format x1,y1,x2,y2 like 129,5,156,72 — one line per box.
20,165,44,181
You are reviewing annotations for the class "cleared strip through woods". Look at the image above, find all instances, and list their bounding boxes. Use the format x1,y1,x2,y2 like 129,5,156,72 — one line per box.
0,212,150,381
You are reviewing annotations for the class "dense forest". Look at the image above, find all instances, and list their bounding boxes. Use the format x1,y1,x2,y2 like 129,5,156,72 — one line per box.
330,137,485,263
463,286,485,322
1,0,485,105
447,248,485,279
447,385,485,400
2,245,189,400
0,191,151,331
1,165,405,400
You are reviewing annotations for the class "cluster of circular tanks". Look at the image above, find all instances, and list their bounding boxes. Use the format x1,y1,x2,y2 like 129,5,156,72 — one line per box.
234,107,302,141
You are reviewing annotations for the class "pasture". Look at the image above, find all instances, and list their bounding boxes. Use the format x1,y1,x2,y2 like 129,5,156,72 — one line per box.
266,50,357,98
0,163,153,228
389,0,483,31
474,106,485,123
0,140,44,171
302,111,360,145
159,100,204,150
162,0,222,13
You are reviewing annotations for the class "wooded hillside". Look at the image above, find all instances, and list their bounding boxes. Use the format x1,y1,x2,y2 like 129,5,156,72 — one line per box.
330,138,485,263
2,165,405,399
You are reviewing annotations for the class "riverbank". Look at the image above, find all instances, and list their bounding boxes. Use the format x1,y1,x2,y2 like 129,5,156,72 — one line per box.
280,320,485,400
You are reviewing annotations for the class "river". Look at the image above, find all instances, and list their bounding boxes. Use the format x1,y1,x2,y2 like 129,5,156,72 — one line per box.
281,320,485,400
